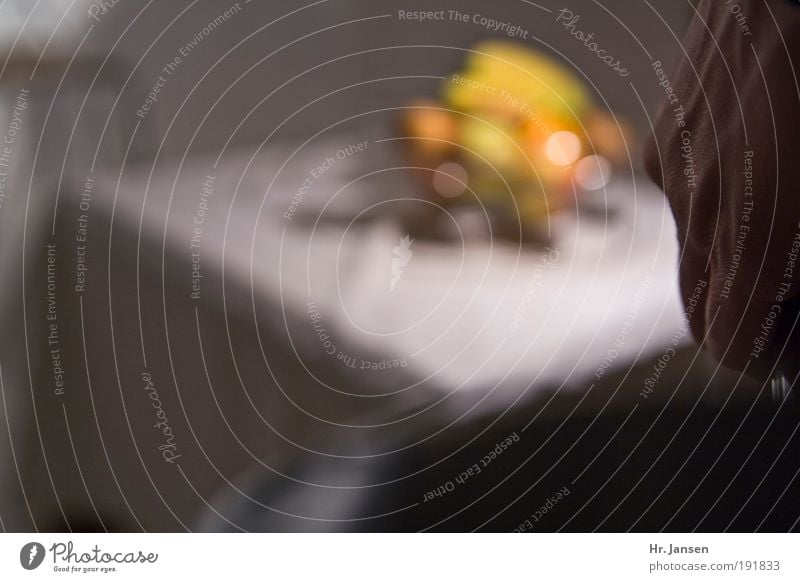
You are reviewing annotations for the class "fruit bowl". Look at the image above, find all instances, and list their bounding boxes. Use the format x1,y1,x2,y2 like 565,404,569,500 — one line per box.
398,40,631,245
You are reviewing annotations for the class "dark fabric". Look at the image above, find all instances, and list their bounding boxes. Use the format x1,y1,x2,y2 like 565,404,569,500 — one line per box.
644,0,800,381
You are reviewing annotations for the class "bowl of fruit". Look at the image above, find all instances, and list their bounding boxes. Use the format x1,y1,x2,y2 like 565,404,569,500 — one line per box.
398,40,631,245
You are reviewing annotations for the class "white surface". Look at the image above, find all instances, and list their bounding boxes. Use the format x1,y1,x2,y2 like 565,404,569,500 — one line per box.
274,184,686,392
91,134,688,393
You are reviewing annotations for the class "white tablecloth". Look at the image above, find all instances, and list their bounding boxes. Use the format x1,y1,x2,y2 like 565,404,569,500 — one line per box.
92,133,688,396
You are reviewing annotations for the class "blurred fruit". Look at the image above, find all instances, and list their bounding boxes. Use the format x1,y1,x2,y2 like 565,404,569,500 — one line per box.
400,99,458,160
443,40,589,123
519,188,554,222
459,117,525,173
397,40,631,242
584,110,632,165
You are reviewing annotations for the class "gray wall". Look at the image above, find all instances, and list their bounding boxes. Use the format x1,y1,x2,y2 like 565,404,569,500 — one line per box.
81,0,692,158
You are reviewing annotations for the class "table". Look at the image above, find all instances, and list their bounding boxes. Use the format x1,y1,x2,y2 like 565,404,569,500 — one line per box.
89,130,688,402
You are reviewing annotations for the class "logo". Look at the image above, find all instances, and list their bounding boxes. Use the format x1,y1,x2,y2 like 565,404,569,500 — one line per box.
390,234,413,292
20,542,45,570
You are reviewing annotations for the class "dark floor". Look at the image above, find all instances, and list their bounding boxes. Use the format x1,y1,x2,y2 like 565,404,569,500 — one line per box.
191,350,800,532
